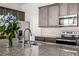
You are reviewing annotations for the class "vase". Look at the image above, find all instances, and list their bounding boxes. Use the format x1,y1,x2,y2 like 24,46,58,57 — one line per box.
6,37,13,48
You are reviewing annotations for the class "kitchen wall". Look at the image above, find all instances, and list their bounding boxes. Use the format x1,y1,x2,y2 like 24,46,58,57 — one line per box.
22,3,53,41
22,3,79,41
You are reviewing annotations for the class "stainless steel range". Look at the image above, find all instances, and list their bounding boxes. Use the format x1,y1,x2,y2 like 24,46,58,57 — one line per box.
56,31,79,45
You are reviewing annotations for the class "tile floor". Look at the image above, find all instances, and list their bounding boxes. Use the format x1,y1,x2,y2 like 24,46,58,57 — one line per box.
0,39,79,56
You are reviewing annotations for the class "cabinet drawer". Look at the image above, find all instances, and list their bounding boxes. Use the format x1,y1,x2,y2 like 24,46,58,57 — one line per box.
35,36,44,41
45,37,56,43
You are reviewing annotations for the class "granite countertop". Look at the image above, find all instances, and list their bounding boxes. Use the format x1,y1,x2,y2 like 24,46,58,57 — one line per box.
0,38,79,56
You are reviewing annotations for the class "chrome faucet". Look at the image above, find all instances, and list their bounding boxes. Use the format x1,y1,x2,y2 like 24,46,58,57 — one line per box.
24,28,32,46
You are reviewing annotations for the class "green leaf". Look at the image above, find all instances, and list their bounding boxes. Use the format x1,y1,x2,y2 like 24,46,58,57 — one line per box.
0,22,20,38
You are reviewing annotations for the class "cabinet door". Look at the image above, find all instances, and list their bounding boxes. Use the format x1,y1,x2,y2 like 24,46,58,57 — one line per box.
59,3,68,16
16,11,20,21
48,4,59,26
16,11,25,21
77,3,79,26
2,8,7,15
68,3,77,15
0,7,4,15
20,12,25,21
35,36,44,41
39,7,48,27
45,37,56,43
12,10,17,16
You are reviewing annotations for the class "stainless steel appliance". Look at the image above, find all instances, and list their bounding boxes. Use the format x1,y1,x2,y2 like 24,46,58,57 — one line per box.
59,14,77,27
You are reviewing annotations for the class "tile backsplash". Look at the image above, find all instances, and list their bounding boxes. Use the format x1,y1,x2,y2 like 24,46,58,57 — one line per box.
40,27,79,37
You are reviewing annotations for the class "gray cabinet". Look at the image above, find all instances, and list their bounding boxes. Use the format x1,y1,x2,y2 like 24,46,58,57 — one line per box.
77,3,79,26
35,36,56,43
59,3,68,16
44,37,56,43
0,6,25,21
48,4,59,26
35,36,44,41
39,3,78,27
39,4,59,27
39,7,48,27
59,3,77,16
68,3,77,15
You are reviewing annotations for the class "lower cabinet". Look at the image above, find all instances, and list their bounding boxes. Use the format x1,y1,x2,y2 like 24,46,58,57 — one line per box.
35,36,56,43
35,36,45,41
44,37,56,43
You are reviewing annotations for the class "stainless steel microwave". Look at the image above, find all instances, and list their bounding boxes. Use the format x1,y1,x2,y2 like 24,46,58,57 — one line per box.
59,14,77,27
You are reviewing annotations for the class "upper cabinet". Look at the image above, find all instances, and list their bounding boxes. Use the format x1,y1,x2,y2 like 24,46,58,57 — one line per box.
0,6,25,21
39,4,59,27
68,3,77,15
77,3,79,26
39,7,48,27
59,3,77,16
59,3,68,16
48,4,59,26
39,3,78,27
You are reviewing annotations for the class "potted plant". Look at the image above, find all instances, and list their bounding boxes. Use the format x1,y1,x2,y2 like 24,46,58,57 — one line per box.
0,13,20,48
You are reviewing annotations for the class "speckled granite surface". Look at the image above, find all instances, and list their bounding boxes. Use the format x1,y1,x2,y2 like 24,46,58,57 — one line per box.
0,39,79,56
